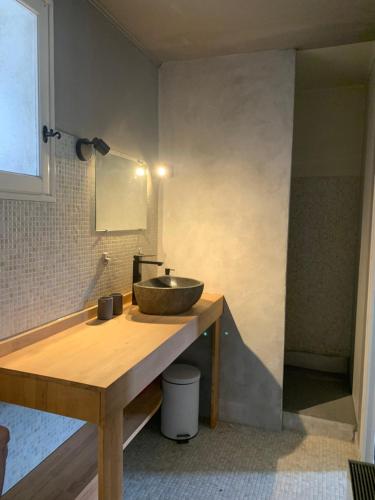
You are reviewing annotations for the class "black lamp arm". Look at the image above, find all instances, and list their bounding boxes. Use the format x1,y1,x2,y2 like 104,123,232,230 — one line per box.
42,126,62,144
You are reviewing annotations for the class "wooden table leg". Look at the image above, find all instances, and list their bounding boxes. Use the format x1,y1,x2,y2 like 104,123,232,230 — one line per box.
210,317,221,429
98,409,123,500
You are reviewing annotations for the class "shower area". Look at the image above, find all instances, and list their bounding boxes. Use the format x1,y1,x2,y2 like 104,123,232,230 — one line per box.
283,41,375,438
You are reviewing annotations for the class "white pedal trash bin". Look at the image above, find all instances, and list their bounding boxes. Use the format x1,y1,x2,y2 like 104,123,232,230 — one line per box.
161,363,201,442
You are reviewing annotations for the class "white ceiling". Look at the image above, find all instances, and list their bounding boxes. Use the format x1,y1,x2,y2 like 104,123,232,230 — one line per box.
91,0,375,63
296,41,375,89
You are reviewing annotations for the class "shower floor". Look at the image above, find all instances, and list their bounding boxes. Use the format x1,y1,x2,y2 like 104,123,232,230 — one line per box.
283,365,356,426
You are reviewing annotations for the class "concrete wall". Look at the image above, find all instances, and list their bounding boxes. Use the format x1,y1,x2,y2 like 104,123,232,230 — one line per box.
159,50,295,431
54,0,158,163
0,2,158,491
353,61,375,441
285,86,366,367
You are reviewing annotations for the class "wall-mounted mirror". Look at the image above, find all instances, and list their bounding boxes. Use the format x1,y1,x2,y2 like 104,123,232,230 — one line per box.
95,151,148,231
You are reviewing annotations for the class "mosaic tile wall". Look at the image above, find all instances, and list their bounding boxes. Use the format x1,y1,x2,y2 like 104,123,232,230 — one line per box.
0,132,158,339
285,176,362,358
0,132,159,492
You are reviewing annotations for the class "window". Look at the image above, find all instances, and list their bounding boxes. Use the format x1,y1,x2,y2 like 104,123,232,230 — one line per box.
0,0,55,201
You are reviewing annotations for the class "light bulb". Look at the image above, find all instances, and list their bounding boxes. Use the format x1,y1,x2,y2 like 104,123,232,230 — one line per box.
156,165,168,177
135,166,146,177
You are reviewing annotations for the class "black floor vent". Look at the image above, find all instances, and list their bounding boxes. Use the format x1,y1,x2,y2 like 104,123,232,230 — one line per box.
349,460,375,499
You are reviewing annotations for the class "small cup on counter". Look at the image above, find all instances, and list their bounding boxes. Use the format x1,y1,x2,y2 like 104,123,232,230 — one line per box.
97,296,113,320
111,293,124,316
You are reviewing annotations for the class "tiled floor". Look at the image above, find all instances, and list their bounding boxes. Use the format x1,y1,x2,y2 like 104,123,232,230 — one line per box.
123,421,357,499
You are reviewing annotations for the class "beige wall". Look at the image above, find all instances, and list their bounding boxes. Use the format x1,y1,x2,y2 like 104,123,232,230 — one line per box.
292,87,366,178
159,50,295,430
353,61,375,435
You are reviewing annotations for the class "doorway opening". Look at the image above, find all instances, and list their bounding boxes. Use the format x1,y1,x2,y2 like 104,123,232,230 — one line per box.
283,41,375,440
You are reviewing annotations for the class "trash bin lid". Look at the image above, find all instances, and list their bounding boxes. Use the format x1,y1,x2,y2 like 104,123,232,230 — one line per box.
162,363,201,384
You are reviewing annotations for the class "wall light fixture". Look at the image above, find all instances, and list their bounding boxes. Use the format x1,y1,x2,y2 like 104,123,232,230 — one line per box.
135,166,146,177
76,137,110,162
154,164,172,178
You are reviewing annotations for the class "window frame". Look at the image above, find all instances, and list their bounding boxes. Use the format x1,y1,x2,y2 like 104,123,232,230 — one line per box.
0,0,55,202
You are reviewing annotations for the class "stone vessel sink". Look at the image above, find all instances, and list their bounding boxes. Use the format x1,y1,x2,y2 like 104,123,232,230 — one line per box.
134,276,204,315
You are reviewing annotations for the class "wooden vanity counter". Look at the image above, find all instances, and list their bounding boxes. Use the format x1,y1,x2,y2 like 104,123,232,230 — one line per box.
0,292,223,500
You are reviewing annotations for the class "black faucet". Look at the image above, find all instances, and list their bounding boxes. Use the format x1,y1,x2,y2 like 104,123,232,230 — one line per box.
132,254,163,305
